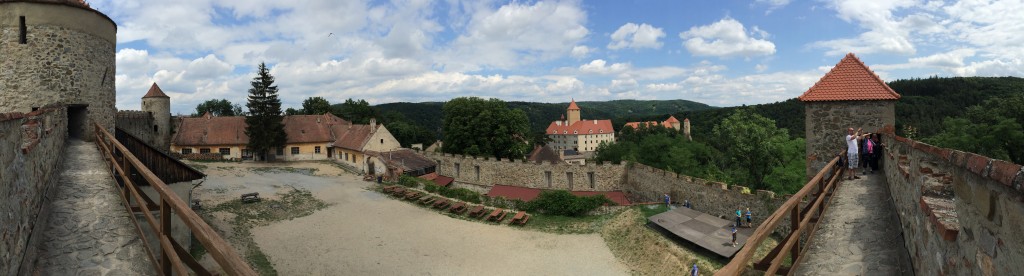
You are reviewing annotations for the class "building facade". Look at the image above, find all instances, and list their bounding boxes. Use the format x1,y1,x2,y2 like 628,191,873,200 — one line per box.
545,100,615,153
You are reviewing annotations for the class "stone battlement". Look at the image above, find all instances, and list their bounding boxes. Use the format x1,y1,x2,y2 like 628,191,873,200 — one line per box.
883,133,1022,276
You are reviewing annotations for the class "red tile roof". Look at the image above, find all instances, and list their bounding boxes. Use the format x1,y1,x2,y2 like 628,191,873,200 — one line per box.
664,116,680,123
330,124,378,151
546,119,614,135
142,83,169,98
624,116,679,130
567,99,580,110
486,184,631,205
799,53,901,102
282,114,344,143
527,145,562,164
173,113,363,147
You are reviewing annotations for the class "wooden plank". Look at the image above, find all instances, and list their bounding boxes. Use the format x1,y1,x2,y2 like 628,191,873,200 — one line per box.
159,235,189,276
168,234,213,276
97,125,256,275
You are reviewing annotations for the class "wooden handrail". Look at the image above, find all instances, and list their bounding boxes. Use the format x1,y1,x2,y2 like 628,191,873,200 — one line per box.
93,123,256,275
716,153,843,275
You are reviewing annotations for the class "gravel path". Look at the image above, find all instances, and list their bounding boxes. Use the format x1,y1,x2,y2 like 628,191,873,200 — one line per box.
794,172,913,275
29,139,153,275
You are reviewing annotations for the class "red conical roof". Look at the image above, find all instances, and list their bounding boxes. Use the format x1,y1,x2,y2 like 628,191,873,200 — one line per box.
567,99,580,110
799,53,900,102
664,116,680,123
143,83,169,98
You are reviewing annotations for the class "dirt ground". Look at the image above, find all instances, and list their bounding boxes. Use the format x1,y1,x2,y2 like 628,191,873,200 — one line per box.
191,161,628,275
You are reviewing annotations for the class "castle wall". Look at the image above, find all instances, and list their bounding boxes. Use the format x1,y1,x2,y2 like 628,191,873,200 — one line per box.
423,151,626,191
883,134,1024,275
0,3,116,141
115,111,158,148
0,106,68,275
804,101,895,178
623,163,789,233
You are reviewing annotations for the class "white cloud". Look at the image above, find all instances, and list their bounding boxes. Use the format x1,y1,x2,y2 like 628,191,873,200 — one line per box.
578,59,632,75
755,0,792,14
608,23,665,50
813,0,920,56
571,45,592,58
679,18,776,58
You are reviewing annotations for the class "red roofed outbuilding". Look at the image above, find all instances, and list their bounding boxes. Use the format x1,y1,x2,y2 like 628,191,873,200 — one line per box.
802,53,899,178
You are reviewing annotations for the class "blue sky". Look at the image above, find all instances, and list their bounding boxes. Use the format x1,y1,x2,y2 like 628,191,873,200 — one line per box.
88,0,1024,115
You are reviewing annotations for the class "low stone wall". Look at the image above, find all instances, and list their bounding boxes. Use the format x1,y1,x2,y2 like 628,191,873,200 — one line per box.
623,163,789,233
0,106,68,275
423,151,627,192
115,110,157,149
883,134,1023,275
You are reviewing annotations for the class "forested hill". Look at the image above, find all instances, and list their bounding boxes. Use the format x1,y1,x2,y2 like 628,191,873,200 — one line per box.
375,99,716,136
664,76,1024,139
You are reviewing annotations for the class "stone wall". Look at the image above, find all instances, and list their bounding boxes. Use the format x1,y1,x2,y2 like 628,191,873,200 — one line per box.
0,2,117,141
883,134,1023,275
804,100,895,178
423,151,626,191
623,163,789,232
0,106,68,275
115,111,158,149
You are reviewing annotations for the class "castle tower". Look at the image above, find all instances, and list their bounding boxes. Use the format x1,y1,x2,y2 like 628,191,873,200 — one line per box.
683,118,691,141
665,116,681,130
0,0,117,141
799,53,899,179
141,83,171,150
566,99,581,125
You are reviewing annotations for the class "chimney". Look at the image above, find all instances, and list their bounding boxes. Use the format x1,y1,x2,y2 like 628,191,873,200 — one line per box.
370,118,377,133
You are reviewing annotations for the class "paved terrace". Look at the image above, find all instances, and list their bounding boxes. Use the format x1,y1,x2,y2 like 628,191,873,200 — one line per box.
794,172,912,275
26,140,153,275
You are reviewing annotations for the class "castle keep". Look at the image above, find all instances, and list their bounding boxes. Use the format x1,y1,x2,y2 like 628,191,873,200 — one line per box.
0,0,117,140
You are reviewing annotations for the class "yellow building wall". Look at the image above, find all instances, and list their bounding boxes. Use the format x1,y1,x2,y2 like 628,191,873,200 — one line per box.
334,147,364,166
278,142,331,161
171,144,245,159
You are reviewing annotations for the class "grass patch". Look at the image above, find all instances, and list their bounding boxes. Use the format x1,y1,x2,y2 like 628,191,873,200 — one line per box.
601,208,726,275
202,189,329,275
639,204,670,218
189,235,207,260
521,212,619,234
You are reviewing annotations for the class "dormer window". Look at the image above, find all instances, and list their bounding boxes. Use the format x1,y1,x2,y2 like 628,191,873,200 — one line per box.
599,129,604,133
589,130,593,134
563,130,567,134
573,130,578,134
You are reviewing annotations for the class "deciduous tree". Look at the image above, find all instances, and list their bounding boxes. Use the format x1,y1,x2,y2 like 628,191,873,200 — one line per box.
301,96,332,115
442,97,530,159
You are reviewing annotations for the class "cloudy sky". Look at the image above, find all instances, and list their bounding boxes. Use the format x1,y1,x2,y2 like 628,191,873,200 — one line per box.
91,0,1024,114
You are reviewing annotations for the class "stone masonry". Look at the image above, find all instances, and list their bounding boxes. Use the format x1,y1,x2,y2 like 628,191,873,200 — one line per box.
883,134,1024,276
425,151,626,191
804,101,895,178
0,107,67,275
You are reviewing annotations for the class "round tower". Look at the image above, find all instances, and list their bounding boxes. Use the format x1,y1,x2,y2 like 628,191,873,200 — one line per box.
0,0,117,141
141,83,171,150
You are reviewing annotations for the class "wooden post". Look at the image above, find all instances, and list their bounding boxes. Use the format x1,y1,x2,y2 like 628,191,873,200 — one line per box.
160,198,172,275
790,205,800,264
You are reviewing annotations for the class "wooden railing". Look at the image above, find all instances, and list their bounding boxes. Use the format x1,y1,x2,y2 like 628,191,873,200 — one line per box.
716,153,845,275
93,124,256,275
114,128,205,184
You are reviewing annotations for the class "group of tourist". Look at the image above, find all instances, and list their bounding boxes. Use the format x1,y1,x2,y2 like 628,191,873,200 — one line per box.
662,193,692,209
845,127,884,180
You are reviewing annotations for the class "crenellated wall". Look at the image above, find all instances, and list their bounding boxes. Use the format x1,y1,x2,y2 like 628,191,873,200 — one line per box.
0,106,68,275
883,134,1024,275
623,163,789,233
423,151,627,191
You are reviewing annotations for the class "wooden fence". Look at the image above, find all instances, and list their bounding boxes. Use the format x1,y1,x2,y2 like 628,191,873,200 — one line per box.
95,123,256,275
716,153,845,275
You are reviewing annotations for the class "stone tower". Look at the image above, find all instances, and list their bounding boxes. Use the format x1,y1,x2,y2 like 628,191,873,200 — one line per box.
141,83,171,150
800,53,899,178
683,118,691,141
0,0,117,141
566,99,581,125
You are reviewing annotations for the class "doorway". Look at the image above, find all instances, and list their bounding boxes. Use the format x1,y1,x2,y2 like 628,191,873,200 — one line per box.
67,105,88,140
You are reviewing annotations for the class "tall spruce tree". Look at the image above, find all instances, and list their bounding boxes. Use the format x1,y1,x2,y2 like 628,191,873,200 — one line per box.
245,62,287,161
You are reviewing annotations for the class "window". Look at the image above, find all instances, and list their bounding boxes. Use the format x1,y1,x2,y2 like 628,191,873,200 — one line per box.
380,139,384,144
344,152,349,161
291,147,299,154
475,166,480,181
153,125,158,133
545,171,552,188
566,172,574,190
277,147,284,155
588,172,595,189
19,16,26,44
199,148,211,154
219,148,230,155
181,148,192,154
315,146,321,154
455,163,461,177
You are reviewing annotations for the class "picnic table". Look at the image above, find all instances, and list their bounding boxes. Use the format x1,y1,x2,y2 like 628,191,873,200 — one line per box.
509,211,530,225
404,191,422,200
449,202,467,213
419,196,436,205
468,205,486,218
389,187,406,196
241,192,260,203
432,198,451,209
487,208,507,222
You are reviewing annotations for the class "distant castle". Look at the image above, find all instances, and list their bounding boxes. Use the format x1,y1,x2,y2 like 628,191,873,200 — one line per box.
544,99,615,153
623,116,692,141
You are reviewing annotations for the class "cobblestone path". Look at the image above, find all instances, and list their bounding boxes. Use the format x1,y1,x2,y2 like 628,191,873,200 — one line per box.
29,139,153,275
794,172,913,275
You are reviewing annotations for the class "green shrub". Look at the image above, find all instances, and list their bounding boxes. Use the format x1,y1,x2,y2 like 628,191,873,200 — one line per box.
424,183,439,193
398,175,419,188
523,190,614,217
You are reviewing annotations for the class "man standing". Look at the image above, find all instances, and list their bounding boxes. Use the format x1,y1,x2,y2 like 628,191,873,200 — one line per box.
846,127,862,180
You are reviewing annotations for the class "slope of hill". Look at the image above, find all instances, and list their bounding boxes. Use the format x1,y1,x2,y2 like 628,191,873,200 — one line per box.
375,99,716,137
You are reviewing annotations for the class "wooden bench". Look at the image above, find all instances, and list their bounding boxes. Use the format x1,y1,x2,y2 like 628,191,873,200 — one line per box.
432,198,451,210
509,211,530,225
449,202,467,214
468,205,486,218
419,196,436,205
389,187,406,196
383,185,400,193
240,192,260,203
404,191,422,200
487,208,507,222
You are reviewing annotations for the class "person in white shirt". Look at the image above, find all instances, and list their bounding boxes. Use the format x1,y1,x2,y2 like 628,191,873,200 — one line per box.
846,127,862,180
